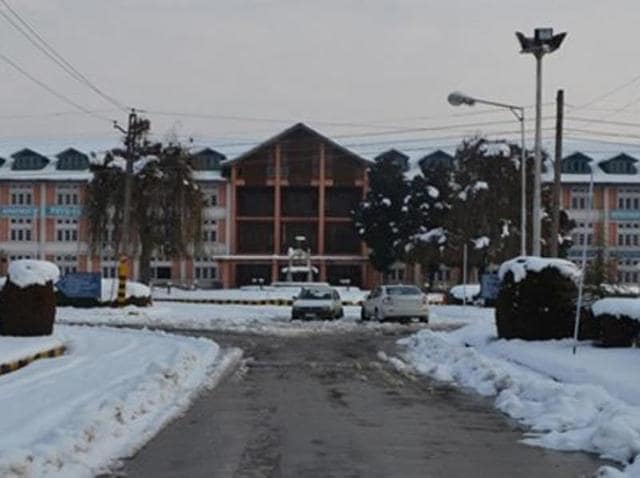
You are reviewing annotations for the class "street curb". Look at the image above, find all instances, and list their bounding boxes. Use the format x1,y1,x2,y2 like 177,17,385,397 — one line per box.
0,345,66,376
153,298,364,306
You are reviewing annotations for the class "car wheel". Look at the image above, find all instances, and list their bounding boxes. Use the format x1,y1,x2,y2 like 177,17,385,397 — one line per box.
360,307,369,321
337,308,344,319
375,308,384,322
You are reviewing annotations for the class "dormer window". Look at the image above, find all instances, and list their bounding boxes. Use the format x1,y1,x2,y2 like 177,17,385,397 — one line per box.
56,149,89,170
561,153,592,174
11,149,48,170
192,148,225,171
600,154,637,175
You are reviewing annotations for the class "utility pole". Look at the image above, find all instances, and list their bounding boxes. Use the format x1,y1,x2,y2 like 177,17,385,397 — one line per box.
113,109,138,306
113,109,138,256
550,89,564,257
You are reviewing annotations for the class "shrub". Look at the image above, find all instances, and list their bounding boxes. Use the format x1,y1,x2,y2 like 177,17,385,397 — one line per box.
592,298,640,347
496,257,579,340
0,280,56,336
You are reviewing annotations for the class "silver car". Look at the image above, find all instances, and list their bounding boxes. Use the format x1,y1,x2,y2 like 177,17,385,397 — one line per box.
291,286,344,320
361,285,429,323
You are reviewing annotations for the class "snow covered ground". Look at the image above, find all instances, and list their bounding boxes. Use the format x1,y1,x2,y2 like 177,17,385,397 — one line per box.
0,325,238,477
398,307,640,477
0,335,63,366
151,285,368,304
57,303,473,335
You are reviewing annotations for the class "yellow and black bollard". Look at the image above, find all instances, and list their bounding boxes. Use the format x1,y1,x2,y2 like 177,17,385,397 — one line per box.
117,255,128,307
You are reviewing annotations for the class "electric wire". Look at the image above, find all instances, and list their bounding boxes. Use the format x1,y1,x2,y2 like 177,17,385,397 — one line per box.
0,53,113,122
0,0,128,111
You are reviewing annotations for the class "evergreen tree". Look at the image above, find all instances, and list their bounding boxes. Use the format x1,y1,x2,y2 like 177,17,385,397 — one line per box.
86,120,204,284
353,159,410,279
404,161,454,288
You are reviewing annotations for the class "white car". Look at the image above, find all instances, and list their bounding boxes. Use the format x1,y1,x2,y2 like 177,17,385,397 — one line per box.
361,285,429,323
291,286,344,320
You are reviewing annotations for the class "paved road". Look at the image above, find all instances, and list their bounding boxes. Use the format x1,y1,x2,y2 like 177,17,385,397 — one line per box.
117,329,602,478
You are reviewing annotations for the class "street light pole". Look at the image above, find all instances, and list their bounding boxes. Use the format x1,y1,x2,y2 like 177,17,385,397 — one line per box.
447,92,527,256
532,53,543,256
516,28,567,256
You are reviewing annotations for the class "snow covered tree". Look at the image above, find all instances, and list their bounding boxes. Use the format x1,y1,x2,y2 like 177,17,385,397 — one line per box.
86,119,204,284
403,161,454,288
353,159,410,279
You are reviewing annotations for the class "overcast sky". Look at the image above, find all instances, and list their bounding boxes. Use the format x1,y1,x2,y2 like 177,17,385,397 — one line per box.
1,0,640,155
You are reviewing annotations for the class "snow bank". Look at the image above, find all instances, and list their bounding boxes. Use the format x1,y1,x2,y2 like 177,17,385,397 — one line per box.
498,256,581,284
449,284,480,301
0,335,63,365
593,298,640,322
7,260,60,288
152,285,368,305
0,325,233,477
400,314,640,476
101,279,150,302
56,303,439,336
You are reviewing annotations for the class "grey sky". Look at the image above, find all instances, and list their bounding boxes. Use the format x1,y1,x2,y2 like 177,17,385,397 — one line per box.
1,0,640,154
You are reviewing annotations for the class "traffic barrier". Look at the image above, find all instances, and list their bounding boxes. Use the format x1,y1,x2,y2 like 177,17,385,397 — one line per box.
153,298,364,306
0,345,66,376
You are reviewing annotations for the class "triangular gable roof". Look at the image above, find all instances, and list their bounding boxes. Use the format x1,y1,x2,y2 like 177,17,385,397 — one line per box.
601,153,638,164
194,147,226,160
418,149,454,166
55,147,89,160
563,151,593,162
374,148,409,162
222,122,370,166
11,148,48,161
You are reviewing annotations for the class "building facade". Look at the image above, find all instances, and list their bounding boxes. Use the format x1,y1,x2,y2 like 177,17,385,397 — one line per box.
2,124,640,288
559,152,640,283
0,147,228,287
218,123,373,288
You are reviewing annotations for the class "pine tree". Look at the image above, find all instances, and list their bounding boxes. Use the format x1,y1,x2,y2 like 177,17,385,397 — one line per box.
353,159,410,279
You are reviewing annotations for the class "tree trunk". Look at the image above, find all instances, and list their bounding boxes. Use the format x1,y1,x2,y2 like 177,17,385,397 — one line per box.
139,241,153,285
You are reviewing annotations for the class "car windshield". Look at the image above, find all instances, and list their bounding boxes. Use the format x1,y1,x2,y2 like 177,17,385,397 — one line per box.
387,286,421,296
299,288,332,300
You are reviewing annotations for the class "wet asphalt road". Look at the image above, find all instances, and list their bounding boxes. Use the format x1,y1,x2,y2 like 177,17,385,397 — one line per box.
116,328,602,478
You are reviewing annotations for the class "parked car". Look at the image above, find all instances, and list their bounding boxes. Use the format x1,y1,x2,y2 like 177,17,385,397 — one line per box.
291,286,344,320
361,285,429,323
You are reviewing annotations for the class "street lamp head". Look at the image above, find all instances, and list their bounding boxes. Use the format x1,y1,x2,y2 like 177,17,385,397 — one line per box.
516,28,567,56
447,91,476,107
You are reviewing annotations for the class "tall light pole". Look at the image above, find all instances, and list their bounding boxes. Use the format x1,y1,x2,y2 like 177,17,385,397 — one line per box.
447,91,527,256
516,28,567,256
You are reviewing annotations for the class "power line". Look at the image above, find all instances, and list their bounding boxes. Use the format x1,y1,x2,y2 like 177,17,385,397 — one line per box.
0,0,128,111
568,72,640,113
0,53,112,122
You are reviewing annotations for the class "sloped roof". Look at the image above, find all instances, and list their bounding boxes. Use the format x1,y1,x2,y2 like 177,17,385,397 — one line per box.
222,122,370,166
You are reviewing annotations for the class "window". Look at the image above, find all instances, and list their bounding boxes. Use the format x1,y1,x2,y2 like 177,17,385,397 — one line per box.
10,254,32,261
570,187,590,210
56,219,79,242
200,186,218,207
572,222,594,247
101,254,117,278
617,223,640,247
10,185,33,205
617,188,640,210
202,219,217,243
10,218,33,241
56,255,77,276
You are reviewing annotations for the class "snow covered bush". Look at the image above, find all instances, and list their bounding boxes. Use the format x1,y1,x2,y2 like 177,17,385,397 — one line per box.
496,257,579,340
592,298,640,347
0,260,59,336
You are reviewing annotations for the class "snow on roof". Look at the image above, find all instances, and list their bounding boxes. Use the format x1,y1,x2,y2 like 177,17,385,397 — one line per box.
8,260,60,288
498,256,581,284
592,298,640,321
